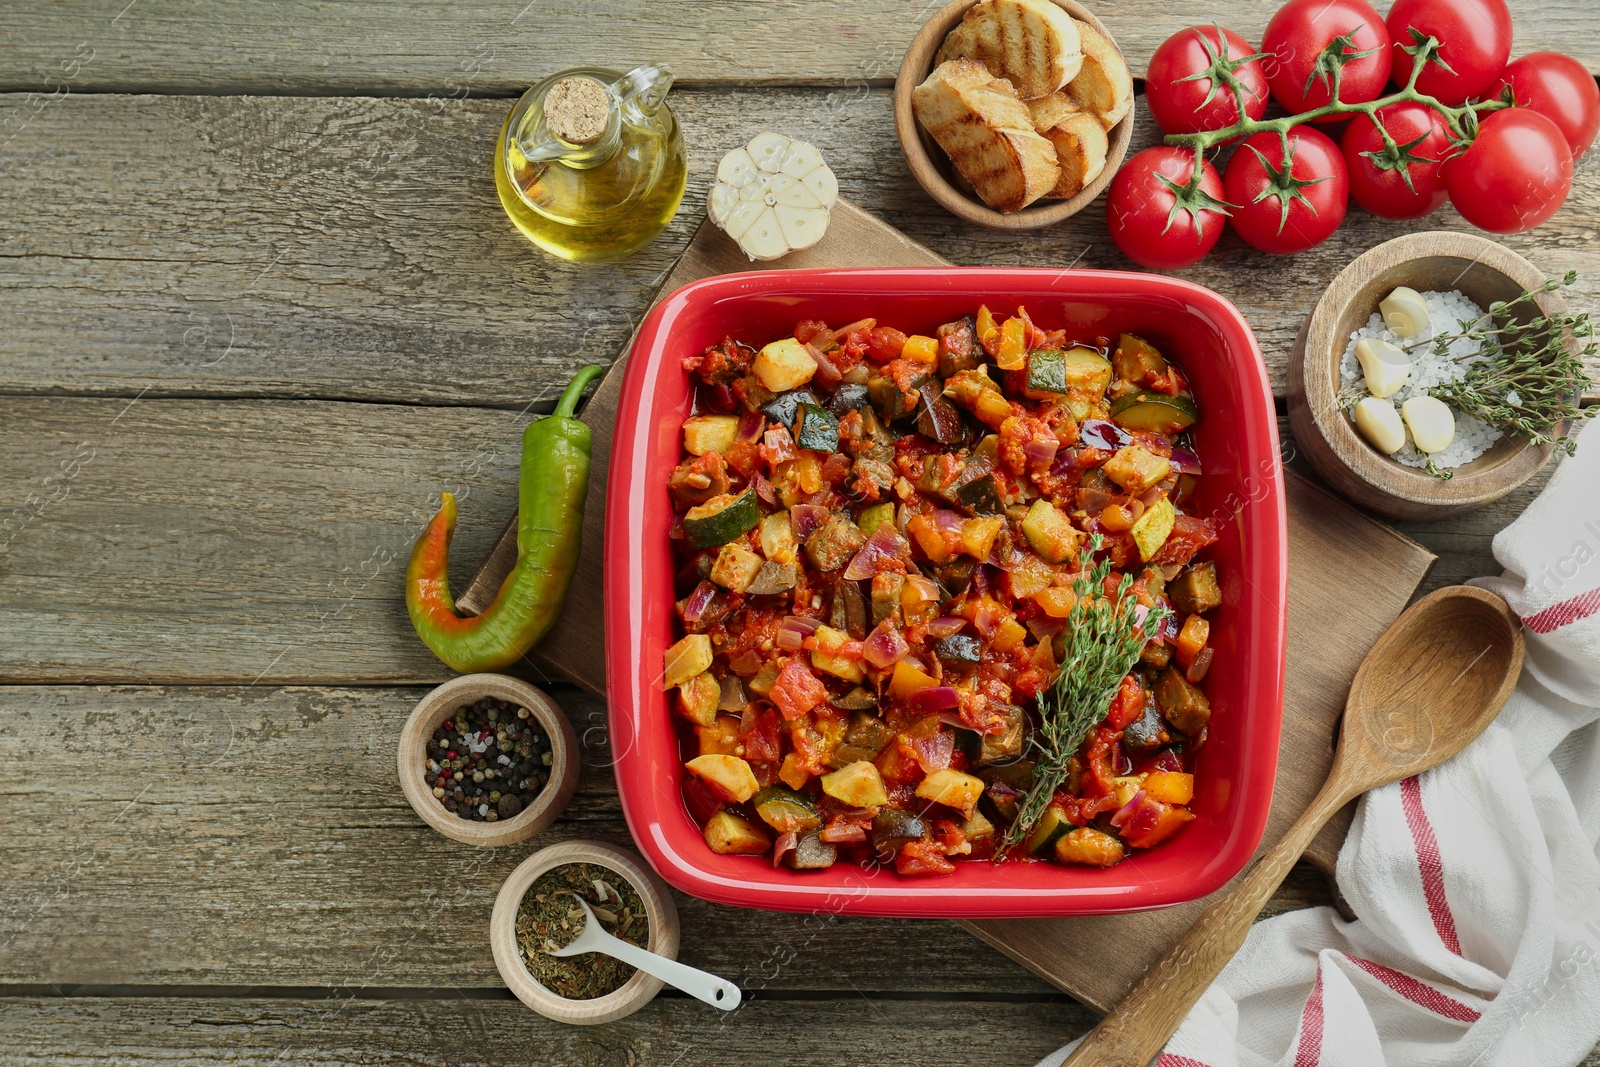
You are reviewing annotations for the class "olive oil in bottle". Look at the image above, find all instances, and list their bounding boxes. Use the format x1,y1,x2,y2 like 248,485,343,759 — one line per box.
494,64,687,263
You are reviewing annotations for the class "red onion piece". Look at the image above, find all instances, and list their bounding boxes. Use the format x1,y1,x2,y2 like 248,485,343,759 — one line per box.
1081,419,1131,451
789,503,828,542
971,599,1007,638
844,523,913,580
906,686,962,713
776,615,820,652
819,822,867,844
1149,750,1184,774
771,831,798,867
1023,435,1059,468
903,729,956,774
703,384,737,413
861,620,910,670
761,426,796,465
926,616,967,638
737,411,766,443
1026,615,1065,641
1110,790,1148,831
826,317,875,346
932,509,966,536
717,674,747,712
1167,447,1202,474
807,342,842,389
682,580,718,624
751,470,777,506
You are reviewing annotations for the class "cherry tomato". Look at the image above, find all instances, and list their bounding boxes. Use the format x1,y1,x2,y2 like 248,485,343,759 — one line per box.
1500,52,1600,159
1341,103,1455,219
1261,0,1391,121
1223,127,1349,254
1387,0,1512,106
1145,26,1269,136
1106,147,1228,270
1446,108,1573,234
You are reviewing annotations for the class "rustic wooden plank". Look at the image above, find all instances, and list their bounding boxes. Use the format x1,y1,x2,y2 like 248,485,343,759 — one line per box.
1,0,1593,95
0,683,1336,992
3,91,1597,408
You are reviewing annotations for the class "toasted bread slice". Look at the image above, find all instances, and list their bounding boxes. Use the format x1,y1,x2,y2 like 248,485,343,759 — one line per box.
1065,19,1133,128
1028,92,1108,198
913,58,1061,213
935,0,1082,99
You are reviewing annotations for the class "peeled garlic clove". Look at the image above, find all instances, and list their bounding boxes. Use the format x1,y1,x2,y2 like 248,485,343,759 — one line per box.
1380,286,1431,339
1354,397,1406,454
1354,337,1411,399
1401,395,1456,454
708,133,837,261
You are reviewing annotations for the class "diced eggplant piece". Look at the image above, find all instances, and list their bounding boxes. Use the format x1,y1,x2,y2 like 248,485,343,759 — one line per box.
682,488,761,549
983,780,1022,824
828,381,871,416
955,472,1004,514
829,710,894,766
915,768,985,816
704,810,771,855
935,633,982,663
1021,499,1081,563
978,705,1026,766
820,760,889,807
753,785,823,834
710,542,763,593
1169,561,1222,615
786,830,838,870
686,753,760,803
745,560,797,596
805,514,867,573
936,316,980,378
1155,665,1212,735
793,402,841,452
871,807,928,859
1103,445,1172,494
760,388,822,428
976,758,1036,791
867,366,933,423
1140,639,1174,669
831,578,870,639
914,390,965,444
931,556,977,599
830,687,878,712
870,571,905,626
1121,701,1170,751
1112,333,1170,385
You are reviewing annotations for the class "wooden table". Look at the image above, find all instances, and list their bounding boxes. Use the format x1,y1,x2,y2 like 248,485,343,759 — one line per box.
2,3,1595,1062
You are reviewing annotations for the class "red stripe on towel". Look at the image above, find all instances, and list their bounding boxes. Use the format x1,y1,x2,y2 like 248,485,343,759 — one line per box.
1156,1055,1216,1067
1524,586,1600,634
1293,969,1326,1067
1346,956,1480,1022
1399,775,1463,956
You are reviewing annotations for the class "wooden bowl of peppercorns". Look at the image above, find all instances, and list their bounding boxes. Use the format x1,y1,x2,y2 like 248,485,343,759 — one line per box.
398,673,579,847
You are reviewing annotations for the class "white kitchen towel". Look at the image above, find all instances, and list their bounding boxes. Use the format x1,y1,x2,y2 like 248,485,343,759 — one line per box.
1039,415,1600,1067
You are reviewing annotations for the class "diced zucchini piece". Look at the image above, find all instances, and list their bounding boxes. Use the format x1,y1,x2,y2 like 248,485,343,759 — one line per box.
857,502,896,538
820,760,890,808
1055,827,1125,867
683,488,761,549
663,634,713,690
695,714,743,757
761,388,822,427
1110,391,1198,435
686,753,761,803
682,414,740,457
759,511,798,563
786,831,838,869
978,704,1025,766
1058,347,1113,396
956,472,1004,514
745,560,797,596
1024,348,1069,399
754,337,818,393
753,785,823,833
746,659,782,696
710,542,764,593
1130,497,1176,561
1143,770,1194,805
1169,561,1222,615
676,671,720,727
1112,334,1170,385
1102,445,1172,493
959,809,996,843
1021,499,1081,564
1024,805,1074,855
704,810,772,855
915,768,985,816
805,514,866,573
810,624,865,683
793,402,840,451
1154,665,1212,735
870,807,928,857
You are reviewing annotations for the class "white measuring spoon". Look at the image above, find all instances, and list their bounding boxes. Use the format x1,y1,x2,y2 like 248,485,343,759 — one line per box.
544,896,742,1010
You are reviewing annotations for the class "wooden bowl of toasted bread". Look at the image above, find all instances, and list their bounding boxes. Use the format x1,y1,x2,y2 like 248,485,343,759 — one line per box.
895,0,1134,230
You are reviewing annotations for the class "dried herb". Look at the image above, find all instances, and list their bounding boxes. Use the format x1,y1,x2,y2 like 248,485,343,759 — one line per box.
515,862,649,999
1417,271,1596,458
1002,535,1170,852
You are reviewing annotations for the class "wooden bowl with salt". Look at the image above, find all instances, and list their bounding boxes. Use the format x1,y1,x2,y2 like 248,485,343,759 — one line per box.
1289,231,1566,521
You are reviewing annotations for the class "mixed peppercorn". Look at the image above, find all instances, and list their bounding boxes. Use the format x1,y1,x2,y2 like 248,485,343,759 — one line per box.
424,697,553,821
663,307,1223,875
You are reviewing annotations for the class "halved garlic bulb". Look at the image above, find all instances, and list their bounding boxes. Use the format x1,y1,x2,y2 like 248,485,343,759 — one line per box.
1354,337,1411,399
708,133,838,261
1353,397,1406,454
1401,395,1456,454
1379,286,1431,340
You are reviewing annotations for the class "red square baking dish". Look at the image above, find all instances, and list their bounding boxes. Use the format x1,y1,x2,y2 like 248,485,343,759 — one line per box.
605,267,1286,918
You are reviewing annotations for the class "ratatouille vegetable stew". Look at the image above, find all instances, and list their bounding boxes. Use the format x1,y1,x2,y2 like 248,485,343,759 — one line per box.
661,307,1221,877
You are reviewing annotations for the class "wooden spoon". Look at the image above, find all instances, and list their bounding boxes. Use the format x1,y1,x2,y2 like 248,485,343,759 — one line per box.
1063,585,1524,1067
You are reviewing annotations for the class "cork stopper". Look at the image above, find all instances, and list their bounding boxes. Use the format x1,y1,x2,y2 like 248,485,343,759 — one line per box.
544,76,610,145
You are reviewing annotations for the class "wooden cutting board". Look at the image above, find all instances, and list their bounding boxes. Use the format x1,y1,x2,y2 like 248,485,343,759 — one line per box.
462,200,1437,1012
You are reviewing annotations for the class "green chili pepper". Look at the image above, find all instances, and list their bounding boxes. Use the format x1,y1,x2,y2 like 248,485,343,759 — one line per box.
406,365,606,673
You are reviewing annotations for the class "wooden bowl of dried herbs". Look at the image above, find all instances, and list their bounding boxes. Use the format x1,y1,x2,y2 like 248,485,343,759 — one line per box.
490,840,681,1025
397,673,579,847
